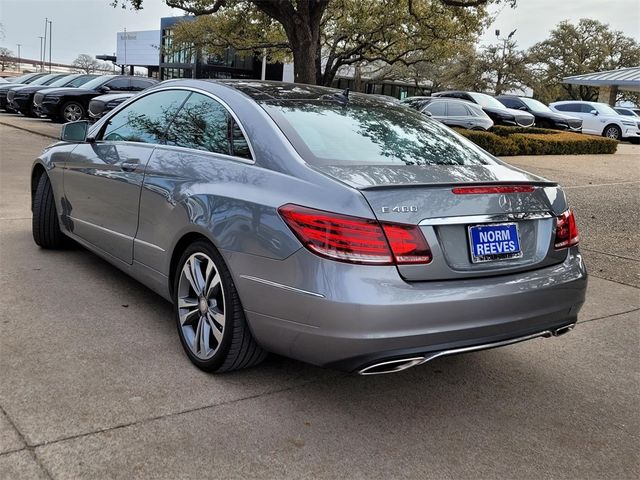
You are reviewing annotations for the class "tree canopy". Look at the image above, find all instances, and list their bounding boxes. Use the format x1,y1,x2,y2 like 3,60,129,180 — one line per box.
112,0,513,85
528,19,640,103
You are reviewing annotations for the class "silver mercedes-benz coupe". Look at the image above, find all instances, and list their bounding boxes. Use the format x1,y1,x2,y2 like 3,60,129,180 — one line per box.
31,80,587,375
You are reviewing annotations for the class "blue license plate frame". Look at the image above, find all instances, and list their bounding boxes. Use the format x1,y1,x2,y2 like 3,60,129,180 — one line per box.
468,222,522,263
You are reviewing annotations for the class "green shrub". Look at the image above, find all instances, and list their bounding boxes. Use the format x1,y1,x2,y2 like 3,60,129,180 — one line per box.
455,127,617,156
490,125,558,136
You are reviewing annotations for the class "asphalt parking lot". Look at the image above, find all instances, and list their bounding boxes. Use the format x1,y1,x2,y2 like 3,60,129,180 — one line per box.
0,119,638,479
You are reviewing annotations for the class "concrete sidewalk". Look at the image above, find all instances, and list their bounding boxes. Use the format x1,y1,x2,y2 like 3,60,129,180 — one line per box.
0,121,638,479
0,114,61,140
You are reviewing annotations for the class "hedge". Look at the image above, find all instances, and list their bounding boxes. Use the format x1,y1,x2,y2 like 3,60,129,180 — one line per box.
455,126,618,156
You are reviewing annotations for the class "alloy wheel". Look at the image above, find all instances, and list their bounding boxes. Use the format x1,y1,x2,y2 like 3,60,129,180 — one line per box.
605,126,620,140
63,104,83,122
177,252,225,360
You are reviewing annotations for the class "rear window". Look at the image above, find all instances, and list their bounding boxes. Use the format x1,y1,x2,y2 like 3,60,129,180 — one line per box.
262,99,495,166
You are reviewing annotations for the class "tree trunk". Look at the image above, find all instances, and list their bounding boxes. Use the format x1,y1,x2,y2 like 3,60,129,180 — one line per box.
291,39,318,84
252,0,327,85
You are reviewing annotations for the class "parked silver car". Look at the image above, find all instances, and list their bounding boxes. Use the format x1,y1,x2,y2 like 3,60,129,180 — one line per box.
31,80,587,374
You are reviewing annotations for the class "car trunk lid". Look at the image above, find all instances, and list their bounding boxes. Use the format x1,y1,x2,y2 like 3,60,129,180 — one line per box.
314,164,568,281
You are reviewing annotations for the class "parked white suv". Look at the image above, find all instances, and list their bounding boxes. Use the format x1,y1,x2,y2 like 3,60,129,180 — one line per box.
549,100,640,143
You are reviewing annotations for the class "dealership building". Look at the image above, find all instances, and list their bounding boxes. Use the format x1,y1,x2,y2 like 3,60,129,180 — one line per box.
110,16,429,98
112,17,290,82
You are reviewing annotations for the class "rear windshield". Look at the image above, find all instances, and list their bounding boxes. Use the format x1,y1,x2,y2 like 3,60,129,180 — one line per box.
262,99,495,166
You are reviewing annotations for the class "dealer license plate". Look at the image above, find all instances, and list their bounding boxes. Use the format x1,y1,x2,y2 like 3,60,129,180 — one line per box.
468,222,522,263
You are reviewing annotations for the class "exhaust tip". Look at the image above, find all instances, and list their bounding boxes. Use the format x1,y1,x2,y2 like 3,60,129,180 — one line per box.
552,323,576,337
358,357,425,376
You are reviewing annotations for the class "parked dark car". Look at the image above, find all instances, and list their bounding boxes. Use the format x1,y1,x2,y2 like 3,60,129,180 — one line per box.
402,96,494,130
7,74,97,117
496,95,582,132
88,92,135,120
36,75,158,122
0,73,48,110
6,74,67,114
433,90,535,127
614,106,640,118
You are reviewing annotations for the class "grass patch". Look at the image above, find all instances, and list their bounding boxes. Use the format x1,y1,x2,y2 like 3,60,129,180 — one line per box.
455,126,618,156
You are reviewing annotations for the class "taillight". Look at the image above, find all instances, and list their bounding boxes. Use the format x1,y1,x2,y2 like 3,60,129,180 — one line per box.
554,209,579,249
278,204,432,265
452,185,535,194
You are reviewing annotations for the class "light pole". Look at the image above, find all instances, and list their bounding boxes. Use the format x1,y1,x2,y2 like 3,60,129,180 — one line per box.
38,36,44,72
48,20,52,72
16,44,21,73
494,29,517,95
43,18,48,71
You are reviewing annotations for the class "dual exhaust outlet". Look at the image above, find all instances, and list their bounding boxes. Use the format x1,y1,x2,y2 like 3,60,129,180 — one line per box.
358,324,576,375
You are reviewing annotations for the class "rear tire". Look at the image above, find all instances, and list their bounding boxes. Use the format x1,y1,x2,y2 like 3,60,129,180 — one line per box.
603,124,621,140
32,174,65,249
173,240,267,373
60,101,85,123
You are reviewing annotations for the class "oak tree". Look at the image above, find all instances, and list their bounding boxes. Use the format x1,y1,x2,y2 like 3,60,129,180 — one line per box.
112,0,514,85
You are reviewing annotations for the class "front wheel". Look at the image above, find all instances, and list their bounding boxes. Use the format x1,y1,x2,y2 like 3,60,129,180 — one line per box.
603,124,621,140
60,101,85,123
174,240,266,373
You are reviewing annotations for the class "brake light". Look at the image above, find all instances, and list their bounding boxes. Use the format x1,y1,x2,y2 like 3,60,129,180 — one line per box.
452,185,535,194
278,204,432,265
554,209,579,249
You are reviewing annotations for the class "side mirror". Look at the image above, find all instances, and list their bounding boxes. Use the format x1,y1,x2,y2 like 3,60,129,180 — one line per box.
423,110,433,117
519,106,527,111
60,120,89,142
99,86,111,93
590,109,598,116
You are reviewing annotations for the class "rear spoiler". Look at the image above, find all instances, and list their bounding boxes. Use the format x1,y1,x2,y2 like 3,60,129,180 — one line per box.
359,181,558,191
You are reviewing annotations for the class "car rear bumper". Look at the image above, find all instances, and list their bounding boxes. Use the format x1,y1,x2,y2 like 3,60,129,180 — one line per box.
235,247,587,372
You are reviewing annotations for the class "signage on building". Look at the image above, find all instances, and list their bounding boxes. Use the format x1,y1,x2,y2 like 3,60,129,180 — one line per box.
116,30,161,66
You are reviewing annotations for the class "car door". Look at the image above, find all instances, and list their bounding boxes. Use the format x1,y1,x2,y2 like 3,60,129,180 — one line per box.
556,103,590,133
422,101,447,125
446,101,475,129
63,89,190,263
578,104,602,134
134,91,254,272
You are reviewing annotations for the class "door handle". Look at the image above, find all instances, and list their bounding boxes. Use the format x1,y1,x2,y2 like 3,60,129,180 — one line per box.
121,161,139,172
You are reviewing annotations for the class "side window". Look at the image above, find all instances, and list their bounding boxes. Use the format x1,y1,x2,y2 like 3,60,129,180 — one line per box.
131,78,154,91
581,104,596,113
105,78,130,91
554,104,572,112
447,102,468,117
167,92,252,160
500,98,519,109
68,76,92,87
424,101,446,116
229,119,251,159
102,90,190,144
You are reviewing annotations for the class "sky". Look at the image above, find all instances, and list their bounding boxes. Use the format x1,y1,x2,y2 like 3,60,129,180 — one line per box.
0,0,639,65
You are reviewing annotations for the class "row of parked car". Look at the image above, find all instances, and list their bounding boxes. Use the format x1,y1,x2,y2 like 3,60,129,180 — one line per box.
1,72,639,143
400,90,640,142
0,72,156,122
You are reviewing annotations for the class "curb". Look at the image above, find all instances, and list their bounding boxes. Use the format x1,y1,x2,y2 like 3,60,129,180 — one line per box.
0,120,59,140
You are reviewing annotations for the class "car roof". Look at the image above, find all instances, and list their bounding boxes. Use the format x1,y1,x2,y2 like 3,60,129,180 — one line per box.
208,80,339,101
551,100,596,104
